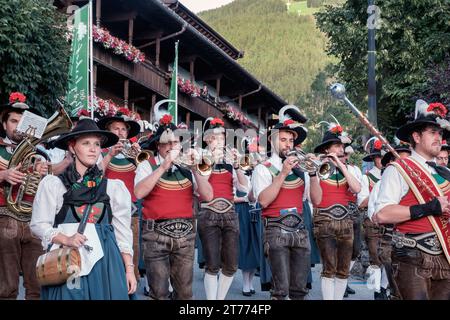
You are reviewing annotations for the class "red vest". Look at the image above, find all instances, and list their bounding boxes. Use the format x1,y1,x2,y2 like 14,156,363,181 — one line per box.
199,167,233,201
104,164,137,202
396,189,434,233
142,162,193,220
262,163,304,218
317,172,354,208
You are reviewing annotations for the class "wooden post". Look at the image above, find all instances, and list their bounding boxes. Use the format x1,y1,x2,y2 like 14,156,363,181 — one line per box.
189,59,195,82
96,0,101,26
151,94,156,122
215,77,221,100
186,111,191,128
93,64,98,90
257,106,262,131
238,95,243,109
128,18,134,44
124,80,129,108
156,36,161,67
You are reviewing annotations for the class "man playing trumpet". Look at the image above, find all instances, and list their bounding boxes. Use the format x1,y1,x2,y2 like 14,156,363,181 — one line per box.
134,114,213,300
252,106,322,300
313,117,361,300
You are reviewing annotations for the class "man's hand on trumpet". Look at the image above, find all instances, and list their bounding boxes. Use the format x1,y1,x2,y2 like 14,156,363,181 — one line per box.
281,155,299,177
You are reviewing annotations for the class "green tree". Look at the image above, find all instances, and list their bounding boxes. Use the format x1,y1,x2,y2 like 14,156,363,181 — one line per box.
0,0,70,116
315,0,450,137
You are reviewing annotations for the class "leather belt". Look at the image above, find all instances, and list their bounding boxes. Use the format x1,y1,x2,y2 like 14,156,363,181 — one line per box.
264,214,305,232
348,202,360,220
143,218,195,239
392,232,443,255
318,204,350,220
0,206,30,222
200,198,233,213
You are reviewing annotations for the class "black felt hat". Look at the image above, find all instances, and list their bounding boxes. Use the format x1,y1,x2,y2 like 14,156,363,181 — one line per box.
314,115,351,153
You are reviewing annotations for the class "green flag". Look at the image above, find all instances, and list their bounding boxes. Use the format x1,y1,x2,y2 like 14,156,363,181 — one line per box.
66,4,90,116
167,41,179,124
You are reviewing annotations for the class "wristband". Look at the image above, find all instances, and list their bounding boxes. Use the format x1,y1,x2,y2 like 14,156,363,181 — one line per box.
409,198,442,220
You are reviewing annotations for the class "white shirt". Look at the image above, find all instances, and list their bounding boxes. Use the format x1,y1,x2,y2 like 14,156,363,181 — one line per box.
374,150,437,215
357,166,381,206
30,175,133,256
367,180,381,221
251,153,311,202
47,147,66,164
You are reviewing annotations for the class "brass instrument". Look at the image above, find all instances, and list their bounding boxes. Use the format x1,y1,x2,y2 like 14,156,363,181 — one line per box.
119,138,153,164
224,145,254,171
5,105,72,221
286,149,335,180
173,148,214,176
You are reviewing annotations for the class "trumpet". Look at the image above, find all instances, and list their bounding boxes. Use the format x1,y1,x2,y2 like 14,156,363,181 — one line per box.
223,145,255,171
172,148,215,176
119,139,153,164
286,149,335,180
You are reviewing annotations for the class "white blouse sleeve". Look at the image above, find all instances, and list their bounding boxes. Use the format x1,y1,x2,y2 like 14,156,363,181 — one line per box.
357,175,370,206
108,179,133,257
30,175,65,249
134,160,153,187
252,164,273,201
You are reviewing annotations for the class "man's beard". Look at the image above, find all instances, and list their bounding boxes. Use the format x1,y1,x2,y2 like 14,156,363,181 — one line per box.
9,131,23,144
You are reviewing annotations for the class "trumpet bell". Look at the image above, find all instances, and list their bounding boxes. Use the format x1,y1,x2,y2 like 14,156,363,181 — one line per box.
136,150,153,163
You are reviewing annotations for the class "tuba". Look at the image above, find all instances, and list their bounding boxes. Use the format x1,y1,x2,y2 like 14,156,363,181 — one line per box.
5,105,72,221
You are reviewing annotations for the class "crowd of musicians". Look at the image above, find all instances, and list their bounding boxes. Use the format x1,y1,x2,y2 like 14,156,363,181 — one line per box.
0,92,449,300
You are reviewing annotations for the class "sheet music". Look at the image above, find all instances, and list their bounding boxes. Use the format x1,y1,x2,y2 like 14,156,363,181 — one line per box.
16,110,48,139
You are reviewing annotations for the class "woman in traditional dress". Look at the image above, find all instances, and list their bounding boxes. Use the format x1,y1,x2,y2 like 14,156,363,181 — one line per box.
31,119,137,299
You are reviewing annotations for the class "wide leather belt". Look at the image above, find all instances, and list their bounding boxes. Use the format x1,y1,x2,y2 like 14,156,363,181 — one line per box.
348,202,361,220
0,205,30,222
392,232,443,255
379,225,394,239
318,204,349,220
143,218,194,239
264,214,305,232
200,198,233,213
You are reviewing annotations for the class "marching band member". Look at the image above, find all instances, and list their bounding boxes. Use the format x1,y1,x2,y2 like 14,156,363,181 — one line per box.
373,100,450,300
252,106,321,300
97,107,142,280
342,141,362,297
313,118,361,300
367,142,411,300
357,137,384,299
436,139,450,167
31,118,137,299
198,117,248,300
134,114,213,300
0,93,47,300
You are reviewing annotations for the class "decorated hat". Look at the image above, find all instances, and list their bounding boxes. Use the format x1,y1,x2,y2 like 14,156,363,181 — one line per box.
96,105,141,139
362,137,385,162
396,100,450,141
314,115,351,153
269,105,308,146
1,92,42,119
203,117,226,138
381,138,411,167
53,118,118,150
140,114,178,152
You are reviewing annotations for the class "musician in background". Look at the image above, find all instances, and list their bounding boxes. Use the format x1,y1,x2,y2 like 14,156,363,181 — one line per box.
0,93,47,299
97,108,141,281
342,141,363,297
313,118,361,300
253,108,321,300
198,117,248,300
436,139,450,167
367,142,411,300
373,100,450,300
31,118,136,299
357,137,385,299
134,114,213,300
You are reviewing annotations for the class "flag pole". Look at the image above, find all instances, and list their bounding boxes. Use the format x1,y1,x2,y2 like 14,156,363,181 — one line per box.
89,0,95,119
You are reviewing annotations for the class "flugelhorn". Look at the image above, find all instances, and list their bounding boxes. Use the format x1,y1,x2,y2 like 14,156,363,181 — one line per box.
286,149,335,180
120,138,153,164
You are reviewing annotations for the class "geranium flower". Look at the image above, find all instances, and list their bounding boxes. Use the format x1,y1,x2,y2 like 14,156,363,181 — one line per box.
160,114,173,125
283,119,295,126
210,118,224,127
117,107,130,116
330,125,343,134
9,92,26,104
374,139,382,150
427,102,447,118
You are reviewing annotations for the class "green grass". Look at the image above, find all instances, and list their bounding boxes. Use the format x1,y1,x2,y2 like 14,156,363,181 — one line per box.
286,1,320,16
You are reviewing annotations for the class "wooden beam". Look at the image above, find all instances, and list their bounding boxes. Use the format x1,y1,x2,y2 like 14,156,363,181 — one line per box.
124,80,129,108
102,11,137,23
238,95,243,109
216,77,221,98
186,111,191,128
258,106,262,130
96,0,101,26
93,64,98,91
128,18,134,44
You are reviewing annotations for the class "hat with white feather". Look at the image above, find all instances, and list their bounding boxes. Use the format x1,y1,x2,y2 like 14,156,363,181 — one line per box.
314,115,352,153
362,137,385,162
269,105,308,146
396,99,450,141
380,137,411,167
